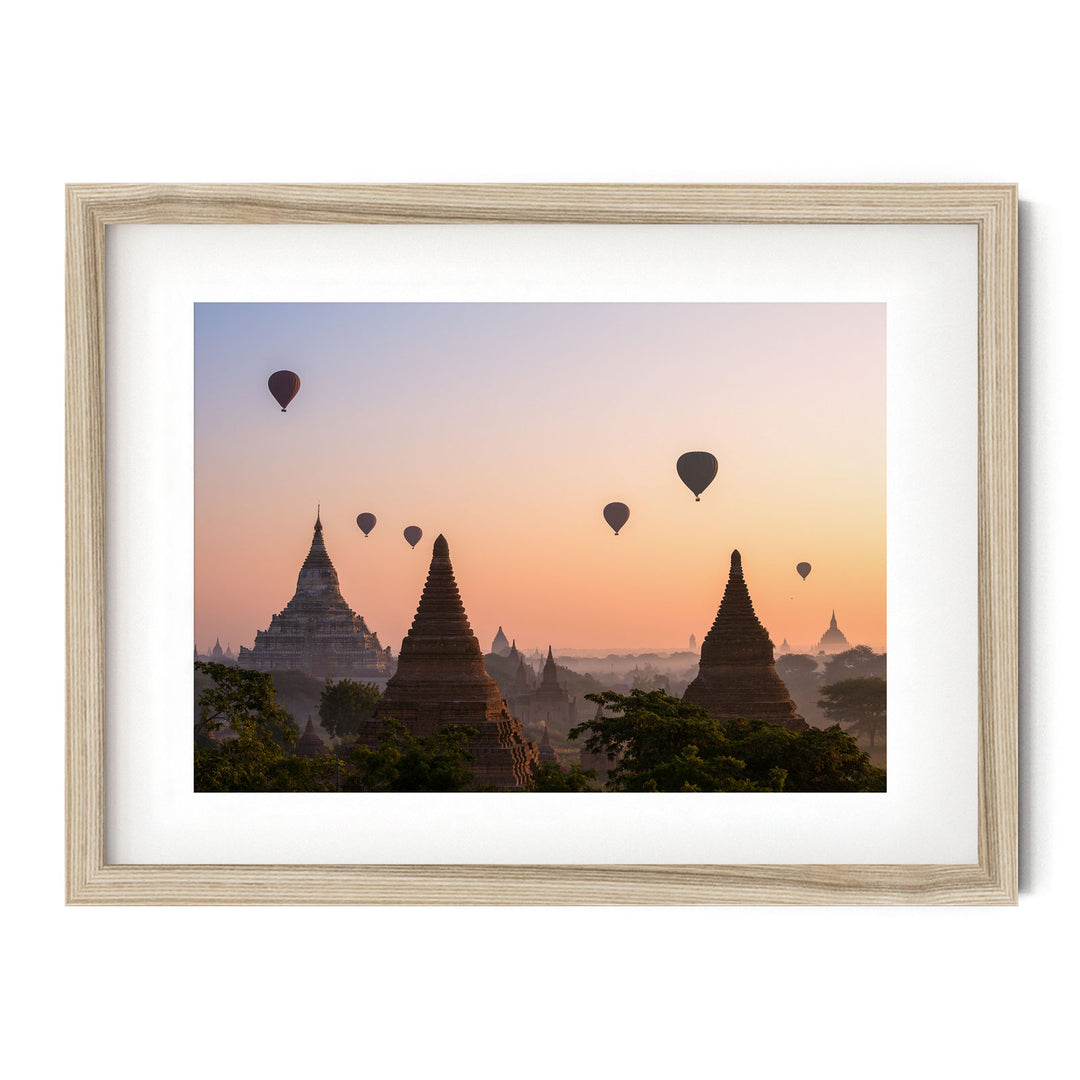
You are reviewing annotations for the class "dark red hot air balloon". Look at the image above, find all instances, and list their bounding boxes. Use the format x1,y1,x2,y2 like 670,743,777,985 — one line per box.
603,502,630,536
403,526,423,549
267,370,301,412
676,451,718,501
796,562,812,580
356,513,377,537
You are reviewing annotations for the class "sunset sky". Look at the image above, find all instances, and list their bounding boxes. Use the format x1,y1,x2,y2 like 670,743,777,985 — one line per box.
194,302,885,656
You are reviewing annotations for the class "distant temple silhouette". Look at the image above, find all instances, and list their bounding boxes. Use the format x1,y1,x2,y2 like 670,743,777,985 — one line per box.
195,638,236,664
236,510,393,679
683,550,806,729
490,626,511,656
814,611,851,654
538,721,560,765
296,717,329,758
507,646,578,737
355,535,538,790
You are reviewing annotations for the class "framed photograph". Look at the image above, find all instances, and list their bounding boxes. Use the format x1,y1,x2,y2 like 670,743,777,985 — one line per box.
66,184,1016,904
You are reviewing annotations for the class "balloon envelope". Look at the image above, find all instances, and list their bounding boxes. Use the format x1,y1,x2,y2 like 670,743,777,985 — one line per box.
603,502,630,535
796,562,812,580
356,513,377,537
267,370,301,412
676,451,718,501
403,526,423,549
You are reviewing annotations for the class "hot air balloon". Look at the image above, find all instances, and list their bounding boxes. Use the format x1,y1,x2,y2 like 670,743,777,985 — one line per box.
403,526,423,549
676,451,718,501
356,513,377,537
603,502,630,536
267,370,301,412
796,562,812,581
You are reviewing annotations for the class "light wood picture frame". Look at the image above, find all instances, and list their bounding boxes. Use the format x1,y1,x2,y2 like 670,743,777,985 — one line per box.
66,184,1017,904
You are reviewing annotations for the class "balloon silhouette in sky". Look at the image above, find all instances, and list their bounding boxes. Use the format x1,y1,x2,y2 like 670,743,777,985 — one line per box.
796,561,812,580
403,526,423,549
603,502,630,536
676,451,718,501
356,513,377,537
267,370,301,412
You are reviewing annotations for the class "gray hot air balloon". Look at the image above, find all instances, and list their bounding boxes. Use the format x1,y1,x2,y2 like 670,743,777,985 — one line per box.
603,502,630,536
796,561,812,580
403,525,423,549
356,513,377,537
676,451,718,501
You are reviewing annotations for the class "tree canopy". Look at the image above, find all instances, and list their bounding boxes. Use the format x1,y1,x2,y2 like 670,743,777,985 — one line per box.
194,662,341,792
821,646,886,683
818,676,887,749
342,720,478,792
528,761,598,791
568,689,885,792
318,678,383,739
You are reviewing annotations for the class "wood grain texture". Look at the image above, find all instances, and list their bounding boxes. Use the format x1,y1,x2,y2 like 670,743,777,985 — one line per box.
65,184,1018,905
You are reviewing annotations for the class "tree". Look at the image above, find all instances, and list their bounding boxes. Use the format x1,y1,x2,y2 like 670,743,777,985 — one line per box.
318,679,382,739
343,720,477,792
568,689,885,792
529,761,598,791
821,646,886,683
194,661,342,791
818,677,887,750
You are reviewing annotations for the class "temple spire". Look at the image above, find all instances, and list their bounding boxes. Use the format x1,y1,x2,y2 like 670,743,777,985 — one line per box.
541,645,560,688
683,548,805,729
368,535,539,788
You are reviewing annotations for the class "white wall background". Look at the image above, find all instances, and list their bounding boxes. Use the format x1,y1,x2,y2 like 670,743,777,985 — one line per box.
2,2,1072,1077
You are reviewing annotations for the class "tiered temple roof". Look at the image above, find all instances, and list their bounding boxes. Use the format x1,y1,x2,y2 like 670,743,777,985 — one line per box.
510,645,577,735
683,550,806,729
491,626,511,656
360,535,538,790
236,511,392,679
815,612,851,654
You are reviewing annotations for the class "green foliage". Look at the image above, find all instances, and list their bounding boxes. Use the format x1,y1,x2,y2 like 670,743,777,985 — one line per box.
319,678,383,739
818,676,887,749
821,646,886,683
529,761,598,791
569,689,885,792
343,720,477,792
194,662,345,791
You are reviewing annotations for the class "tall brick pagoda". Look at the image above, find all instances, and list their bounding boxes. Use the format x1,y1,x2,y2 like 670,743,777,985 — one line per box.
359,535,539,790
683,549,806,729
237,510,393,679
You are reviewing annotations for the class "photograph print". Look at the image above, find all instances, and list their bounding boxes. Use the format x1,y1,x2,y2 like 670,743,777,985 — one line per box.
194,301,886,793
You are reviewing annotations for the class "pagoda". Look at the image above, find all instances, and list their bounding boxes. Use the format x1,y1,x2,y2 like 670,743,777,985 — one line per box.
814,611,851,654
237,510,392,679
358,535,538,790
683,550,806,729
490,626,511,656
296,718,329,757
538,721,560,765
511,646,577,736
